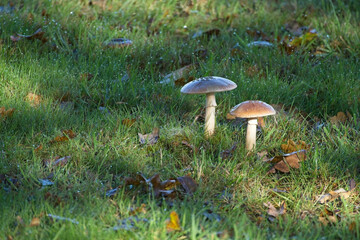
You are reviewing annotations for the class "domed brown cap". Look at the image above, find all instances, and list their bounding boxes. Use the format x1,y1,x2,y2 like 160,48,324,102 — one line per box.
230,100,276,118
181,76,237,94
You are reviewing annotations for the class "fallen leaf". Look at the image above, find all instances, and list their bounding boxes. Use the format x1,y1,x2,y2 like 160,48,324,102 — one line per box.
177,175,197,195
138,128,159,145
264,201,286,220
11,28,47,43
319,208,340,225
166,211,181,232
29,217,40,227
246,29,271,41
122,118,136,127
160,64,196,86
289,31,317,47
34,145,43,152
25,93,42,107
0,107,15,119
281,139,309,153
267,150,307,173
220,142,238,160
192,28,220,39
244,64,266,79
52,156,70,167
329,112,348,124
349,221,356,231
349,179,356,191
104,38,132,48
80,73,93,81
317,188,352,204
129,204,147,216
50,130,76,143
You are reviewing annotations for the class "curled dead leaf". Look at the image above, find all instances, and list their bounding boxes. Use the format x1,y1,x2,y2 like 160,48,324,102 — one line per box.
138,128,159,145
264,201,286,219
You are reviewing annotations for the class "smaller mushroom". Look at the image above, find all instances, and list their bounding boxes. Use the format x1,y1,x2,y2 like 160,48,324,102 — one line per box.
181,76,237,137
230,100,276,151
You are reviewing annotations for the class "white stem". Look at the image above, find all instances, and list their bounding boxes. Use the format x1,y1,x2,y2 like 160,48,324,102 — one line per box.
205,93,217,137
246,118,258,151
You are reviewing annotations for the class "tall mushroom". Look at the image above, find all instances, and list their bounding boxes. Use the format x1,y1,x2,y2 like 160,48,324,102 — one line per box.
229,100,276,151
181,76,237,137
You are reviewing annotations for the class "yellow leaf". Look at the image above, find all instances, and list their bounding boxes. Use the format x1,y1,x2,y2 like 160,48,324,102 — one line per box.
281,139,309,153
30,217,40,227
289,32,317,47
166,211,181,232
25,93,42,107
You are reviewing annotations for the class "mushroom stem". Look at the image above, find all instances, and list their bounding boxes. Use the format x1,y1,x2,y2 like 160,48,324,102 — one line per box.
246,118,258,151
205,92,217,137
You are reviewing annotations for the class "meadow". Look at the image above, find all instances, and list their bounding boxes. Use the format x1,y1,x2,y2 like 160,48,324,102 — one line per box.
0,0,359,239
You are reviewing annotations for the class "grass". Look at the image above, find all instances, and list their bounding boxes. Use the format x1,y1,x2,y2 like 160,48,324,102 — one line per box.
0,0,360,239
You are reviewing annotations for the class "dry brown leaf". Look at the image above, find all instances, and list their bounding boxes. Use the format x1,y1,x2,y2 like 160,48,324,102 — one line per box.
138,128,159,145
177,175,197,195
34,145,43,152
160,64,196,86
129,204,147,216
29,217,40,227
246,29,271,41
80,73,94,81
317,188,352,204
166,211,181,232
349,221,356,231
264,201,286,218
220,142,238,160
11,28,47,43
0,107,15,119
329,112,348,124
268,150,307,173
25,93,42,107
122,118,136,127
50,130,76,143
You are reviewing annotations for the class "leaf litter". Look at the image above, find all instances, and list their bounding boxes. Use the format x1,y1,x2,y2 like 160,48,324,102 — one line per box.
316,179,356,204
122,172,197,199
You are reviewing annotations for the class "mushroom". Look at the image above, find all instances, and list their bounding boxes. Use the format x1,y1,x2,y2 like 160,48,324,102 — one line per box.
181,76,237,137
229,100,276,151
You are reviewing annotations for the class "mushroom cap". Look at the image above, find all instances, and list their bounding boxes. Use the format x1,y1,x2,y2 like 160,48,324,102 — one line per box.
181,76,237,94
230,100,276,118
